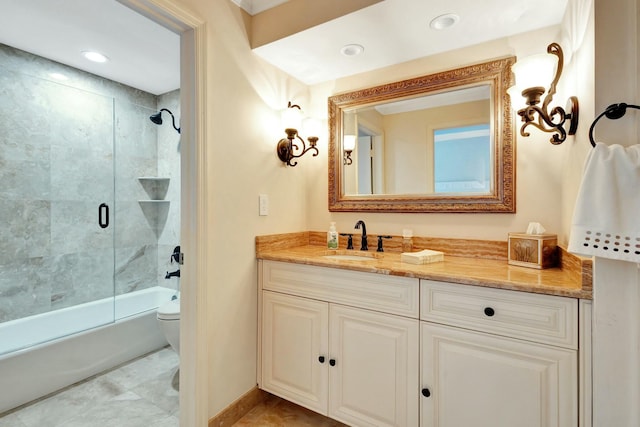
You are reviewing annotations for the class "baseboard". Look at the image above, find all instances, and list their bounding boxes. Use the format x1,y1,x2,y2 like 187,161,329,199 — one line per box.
208,386,268,427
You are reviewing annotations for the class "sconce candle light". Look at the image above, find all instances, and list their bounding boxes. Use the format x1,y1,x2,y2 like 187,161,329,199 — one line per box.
511,43,579,144
276,102,319,166
343,134,356,165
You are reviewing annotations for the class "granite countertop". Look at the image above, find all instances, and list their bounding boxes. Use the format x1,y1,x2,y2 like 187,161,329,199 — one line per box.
256,232,593,300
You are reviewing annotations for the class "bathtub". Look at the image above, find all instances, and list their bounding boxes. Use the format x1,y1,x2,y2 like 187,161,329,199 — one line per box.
0,286,176,414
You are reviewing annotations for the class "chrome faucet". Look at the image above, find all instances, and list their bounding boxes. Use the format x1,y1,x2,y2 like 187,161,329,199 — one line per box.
354,220,368,251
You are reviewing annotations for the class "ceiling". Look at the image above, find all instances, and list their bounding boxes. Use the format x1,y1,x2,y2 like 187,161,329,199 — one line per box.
232,0,292,15
0,0,180,95
0,0,567,94
250,0,568,85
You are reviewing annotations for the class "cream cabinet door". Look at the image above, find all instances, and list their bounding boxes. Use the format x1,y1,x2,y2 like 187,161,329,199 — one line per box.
329,304,419,427
261,291,329,414
421,322,577,427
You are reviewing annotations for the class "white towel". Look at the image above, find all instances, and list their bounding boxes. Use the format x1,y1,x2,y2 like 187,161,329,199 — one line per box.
568,142,640,263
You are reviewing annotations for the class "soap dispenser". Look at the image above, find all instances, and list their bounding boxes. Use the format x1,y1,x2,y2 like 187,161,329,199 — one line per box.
327,222,339,249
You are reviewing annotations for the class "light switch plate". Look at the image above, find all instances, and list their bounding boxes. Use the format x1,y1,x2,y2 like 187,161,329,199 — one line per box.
259,194,269,216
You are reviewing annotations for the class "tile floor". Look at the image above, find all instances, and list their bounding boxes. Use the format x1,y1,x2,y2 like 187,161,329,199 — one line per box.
0,347,179,427
0,347,346,427
233,394,348,426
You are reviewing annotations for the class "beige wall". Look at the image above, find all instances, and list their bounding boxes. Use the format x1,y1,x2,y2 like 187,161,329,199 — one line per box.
591,0,639,425
382,100,490,194
250,0,382,48
160,0,596,421
192,0,594,421
164,0,311,418
307,20,593,243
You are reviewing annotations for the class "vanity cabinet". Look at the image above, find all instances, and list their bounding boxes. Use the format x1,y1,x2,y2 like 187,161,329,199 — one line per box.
420,280,579,427
258,260,585,427
259,260,420,427
261,291,328,413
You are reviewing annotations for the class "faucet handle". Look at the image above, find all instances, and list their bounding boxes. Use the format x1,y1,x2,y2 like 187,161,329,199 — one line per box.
376,235,392,252
340,233,354,250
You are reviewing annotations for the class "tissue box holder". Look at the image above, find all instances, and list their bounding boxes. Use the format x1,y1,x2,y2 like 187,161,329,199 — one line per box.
508,233,558,269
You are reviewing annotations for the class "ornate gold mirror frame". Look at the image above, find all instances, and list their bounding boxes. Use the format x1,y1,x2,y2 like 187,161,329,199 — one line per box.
328,56,516,213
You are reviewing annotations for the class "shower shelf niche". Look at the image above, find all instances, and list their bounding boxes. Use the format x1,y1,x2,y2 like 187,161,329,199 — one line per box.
137,177,170,201
138,200,170,237
137,177,170,236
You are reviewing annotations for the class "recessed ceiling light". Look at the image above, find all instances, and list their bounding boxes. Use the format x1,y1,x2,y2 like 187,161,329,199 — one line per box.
430,13,459,30
340,44,364,57
49,73,69,81
81,50,109,63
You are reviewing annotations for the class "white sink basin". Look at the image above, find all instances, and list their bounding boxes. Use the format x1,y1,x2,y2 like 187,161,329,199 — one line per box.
322,251,380,261
323,254,374,261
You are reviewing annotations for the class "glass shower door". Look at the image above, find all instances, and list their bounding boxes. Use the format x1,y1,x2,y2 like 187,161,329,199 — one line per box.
0,65,116,354
112,95,181,320
113,99,168,320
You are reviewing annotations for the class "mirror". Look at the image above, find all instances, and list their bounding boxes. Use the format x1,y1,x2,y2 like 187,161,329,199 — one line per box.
328,56,515,213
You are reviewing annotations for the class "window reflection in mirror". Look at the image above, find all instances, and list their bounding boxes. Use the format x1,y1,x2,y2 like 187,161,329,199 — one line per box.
434,123,491,194
342,85,492,196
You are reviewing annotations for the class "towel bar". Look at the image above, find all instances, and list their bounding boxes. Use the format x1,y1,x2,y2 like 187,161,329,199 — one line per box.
589,103,640,147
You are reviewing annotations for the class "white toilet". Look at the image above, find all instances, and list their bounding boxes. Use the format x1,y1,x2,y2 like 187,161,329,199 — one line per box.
157,299,180,355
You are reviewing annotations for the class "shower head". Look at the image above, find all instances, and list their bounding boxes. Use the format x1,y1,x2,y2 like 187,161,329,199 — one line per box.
149,108,181,134
149,112,163,125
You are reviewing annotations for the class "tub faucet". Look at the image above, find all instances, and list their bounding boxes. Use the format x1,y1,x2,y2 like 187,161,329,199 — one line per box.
354,220,368,251
165,269,180,279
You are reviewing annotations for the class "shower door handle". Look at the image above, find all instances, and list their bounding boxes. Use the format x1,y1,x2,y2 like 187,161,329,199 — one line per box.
98,203,110,229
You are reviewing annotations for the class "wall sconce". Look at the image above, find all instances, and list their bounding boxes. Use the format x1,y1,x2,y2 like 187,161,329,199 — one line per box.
343,135,356,165
510,43,579,145
276,102,319,166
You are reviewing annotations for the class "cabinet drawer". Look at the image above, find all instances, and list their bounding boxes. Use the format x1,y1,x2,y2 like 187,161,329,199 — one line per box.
420,280,578,349
262,260,419,318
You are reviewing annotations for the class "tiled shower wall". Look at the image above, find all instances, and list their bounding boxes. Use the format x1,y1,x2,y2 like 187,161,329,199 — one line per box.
0,44,180,323
155,90,181,293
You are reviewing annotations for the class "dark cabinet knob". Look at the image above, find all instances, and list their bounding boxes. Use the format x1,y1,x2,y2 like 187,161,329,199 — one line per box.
318,356,325,363
421,388,431,397
329,359,336,366
484,307,495,317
